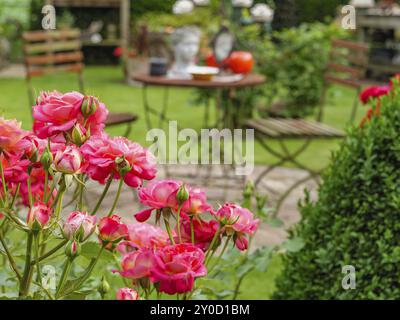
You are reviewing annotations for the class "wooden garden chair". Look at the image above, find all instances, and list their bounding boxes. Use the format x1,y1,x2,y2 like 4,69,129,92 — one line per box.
245,39,370,214
22,29,137,137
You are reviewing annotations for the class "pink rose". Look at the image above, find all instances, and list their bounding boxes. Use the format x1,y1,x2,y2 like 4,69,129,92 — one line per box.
33,91,108,141
54,145,82,174
81,134,156,187
33,91,83,139
118,249,154,279
150,243,207,295
176,215,219,251
359,85,390,104
215,203,259,251
134,180,181,222
181,187,213,216
98,214,128,243
118,223,169,253
0,117,29,156
63,211,97,241
1,156,30,184
116,288,139,300
27,202,52,229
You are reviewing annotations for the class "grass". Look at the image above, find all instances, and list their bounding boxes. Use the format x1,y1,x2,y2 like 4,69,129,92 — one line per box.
0,65,365,299
0,66,365,171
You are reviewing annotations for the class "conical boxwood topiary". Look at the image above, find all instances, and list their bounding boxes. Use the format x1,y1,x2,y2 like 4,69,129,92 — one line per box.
273,86,400,299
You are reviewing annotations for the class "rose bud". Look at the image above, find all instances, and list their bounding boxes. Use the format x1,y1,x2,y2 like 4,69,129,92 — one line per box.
81,95,99,118
98,214,128,243
115,156,131,177
54,145,82,174
116,288,139,300
71,124,89,146
65,240,81,259
98,276,110,299
63,211,97,242
176,184,189,205
40,149,53,170
27,202,52,231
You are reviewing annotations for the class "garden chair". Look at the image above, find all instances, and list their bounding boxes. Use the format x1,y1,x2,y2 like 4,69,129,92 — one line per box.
22,29,137,137
245,38,370,214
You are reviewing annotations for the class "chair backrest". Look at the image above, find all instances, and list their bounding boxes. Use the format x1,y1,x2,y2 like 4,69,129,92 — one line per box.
22,29,84,79
324,38,370,90
22,29,85,107
318,38,370,123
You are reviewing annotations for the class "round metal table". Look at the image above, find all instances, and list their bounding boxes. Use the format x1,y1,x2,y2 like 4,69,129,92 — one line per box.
133,73,266,131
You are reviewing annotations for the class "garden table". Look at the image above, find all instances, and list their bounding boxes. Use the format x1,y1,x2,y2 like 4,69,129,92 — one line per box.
132,73,266,131
133,73,266,194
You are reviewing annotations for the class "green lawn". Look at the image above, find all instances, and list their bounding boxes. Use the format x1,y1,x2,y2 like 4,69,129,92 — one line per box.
0,66,365,299
0,66,365,171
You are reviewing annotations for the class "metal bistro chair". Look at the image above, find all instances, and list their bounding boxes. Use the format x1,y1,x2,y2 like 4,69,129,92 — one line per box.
23,29,138,137
245,38,370,214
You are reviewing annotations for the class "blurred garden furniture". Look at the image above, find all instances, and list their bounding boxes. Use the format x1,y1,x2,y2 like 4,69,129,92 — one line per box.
133,73,265,130
245,39,370,215
133,72,265,185
22,29,138,136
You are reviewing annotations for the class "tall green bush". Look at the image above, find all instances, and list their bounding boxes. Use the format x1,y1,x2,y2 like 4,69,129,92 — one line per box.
246,22,345,118
273,88,400,299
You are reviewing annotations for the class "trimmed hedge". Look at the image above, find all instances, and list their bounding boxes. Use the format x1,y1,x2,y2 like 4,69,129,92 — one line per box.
273,89,400,299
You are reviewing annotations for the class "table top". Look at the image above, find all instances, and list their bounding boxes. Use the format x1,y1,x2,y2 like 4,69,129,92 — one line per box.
132,73,266,89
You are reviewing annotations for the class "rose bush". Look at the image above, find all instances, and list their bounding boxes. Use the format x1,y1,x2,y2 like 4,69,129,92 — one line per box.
0,91,262,300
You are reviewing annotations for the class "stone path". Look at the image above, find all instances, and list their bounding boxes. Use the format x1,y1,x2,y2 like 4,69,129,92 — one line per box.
71,164,318,249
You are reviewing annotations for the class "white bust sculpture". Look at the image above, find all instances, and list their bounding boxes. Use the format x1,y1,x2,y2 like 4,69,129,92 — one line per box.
168,26,201,79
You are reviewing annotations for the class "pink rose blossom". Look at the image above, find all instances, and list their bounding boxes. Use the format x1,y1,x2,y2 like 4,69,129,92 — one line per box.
98,214,128,243
27,202,52,229
215,203,259,251
118,223,169,252
63,211,97,241
116,288,139,300
81,134,156,187
1,156,30,184
181,187,213,216
150,243,207,295
54,145,82,174
0,117,29,156
33,91,108,141
134,180,181,222
118,249,154,279
359,85,390,104
176,215,219,251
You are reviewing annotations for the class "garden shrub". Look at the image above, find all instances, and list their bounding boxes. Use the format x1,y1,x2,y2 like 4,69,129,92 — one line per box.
273,88,400,299
245,22,345,118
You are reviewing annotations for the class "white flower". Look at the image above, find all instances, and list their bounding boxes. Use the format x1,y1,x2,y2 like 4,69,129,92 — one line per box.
250,3,274,23
173,0,194,14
